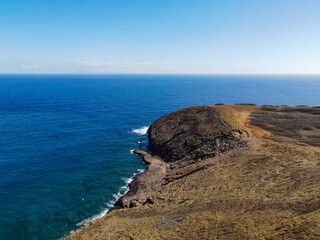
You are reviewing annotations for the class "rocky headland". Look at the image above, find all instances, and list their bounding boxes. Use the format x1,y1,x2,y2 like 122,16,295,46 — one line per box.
66,104,320,240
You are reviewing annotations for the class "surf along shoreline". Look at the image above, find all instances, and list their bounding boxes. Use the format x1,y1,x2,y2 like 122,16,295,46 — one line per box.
68,126,152,235
106,125,167,212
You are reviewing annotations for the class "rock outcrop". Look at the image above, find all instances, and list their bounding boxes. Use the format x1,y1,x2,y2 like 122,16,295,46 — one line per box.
148,105,248,163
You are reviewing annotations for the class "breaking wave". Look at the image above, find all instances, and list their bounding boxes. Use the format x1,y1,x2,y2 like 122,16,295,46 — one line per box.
132,126,149,135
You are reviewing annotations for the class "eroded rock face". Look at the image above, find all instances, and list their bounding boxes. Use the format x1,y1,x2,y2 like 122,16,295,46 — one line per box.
148,106,248,163
111,150,166,209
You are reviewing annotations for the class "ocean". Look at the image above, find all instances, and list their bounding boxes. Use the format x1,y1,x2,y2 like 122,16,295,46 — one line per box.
0,74,320,240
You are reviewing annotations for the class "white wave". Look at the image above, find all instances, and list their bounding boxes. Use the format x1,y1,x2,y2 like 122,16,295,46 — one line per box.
130,149,135,155
74,168,146,230
75,189,128,228
132,126,149,135
122,168,144,185
75,208,110,228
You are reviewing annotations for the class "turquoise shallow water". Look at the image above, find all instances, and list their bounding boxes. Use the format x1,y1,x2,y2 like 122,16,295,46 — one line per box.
0,74,320,240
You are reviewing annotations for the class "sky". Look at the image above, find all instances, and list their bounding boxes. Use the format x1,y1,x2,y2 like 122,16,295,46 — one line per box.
0,0,319,74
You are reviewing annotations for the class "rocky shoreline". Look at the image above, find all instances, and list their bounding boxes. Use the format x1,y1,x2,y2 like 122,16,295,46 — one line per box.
110,149,167,210
66,104,320,240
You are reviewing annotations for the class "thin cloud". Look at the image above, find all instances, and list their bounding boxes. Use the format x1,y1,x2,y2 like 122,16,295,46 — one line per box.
74,61,210,68
72,61,213,73
74,61,149,68
21,64,39,69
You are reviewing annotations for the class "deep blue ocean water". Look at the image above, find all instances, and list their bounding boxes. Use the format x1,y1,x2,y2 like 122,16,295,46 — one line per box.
0,74,320,240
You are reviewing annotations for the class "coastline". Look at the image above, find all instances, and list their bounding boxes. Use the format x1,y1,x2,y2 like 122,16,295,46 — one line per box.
64,149,165,239
68,127,151,235
109,149,166,211
72,167,145,231
66,104,320,240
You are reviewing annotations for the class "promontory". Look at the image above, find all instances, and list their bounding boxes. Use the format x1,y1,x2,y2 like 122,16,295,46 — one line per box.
66,104,320,240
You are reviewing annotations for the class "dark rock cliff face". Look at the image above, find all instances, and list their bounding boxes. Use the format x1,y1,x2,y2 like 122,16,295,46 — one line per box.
148,106,248,163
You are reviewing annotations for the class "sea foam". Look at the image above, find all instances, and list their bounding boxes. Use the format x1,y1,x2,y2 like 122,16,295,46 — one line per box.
132,126,149,135
74,168,145,229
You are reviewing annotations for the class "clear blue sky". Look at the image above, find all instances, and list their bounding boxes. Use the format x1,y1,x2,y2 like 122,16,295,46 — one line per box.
0,0,319,74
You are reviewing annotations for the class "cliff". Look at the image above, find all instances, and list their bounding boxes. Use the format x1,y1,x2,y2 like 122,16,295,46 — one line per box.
66,104,320,240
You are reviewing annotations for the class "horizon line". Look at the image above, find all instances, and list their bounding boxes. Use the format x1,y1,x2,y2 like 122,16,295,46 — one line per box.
0,73,320,76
